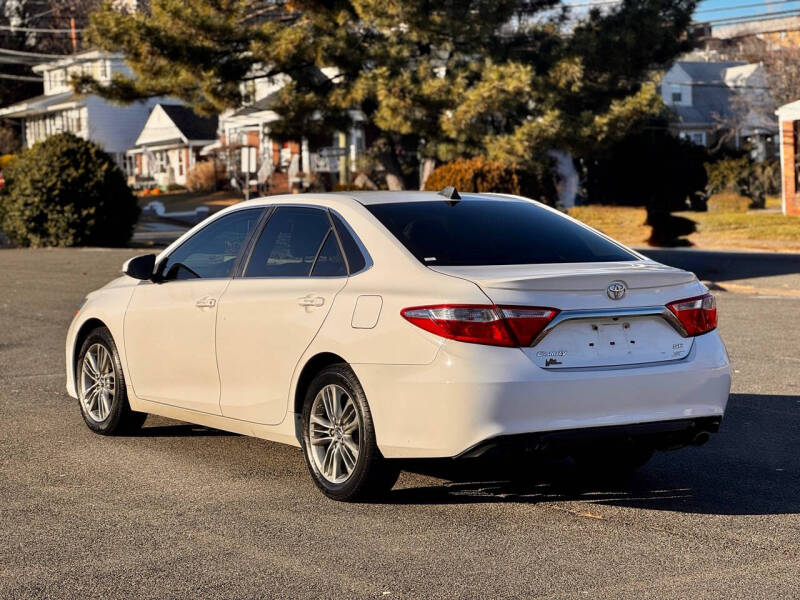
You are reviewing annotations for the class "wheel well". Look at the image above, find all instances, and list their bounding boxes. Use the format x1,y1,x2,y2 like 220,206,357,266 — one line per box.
73,318,108,371
293,352,347,414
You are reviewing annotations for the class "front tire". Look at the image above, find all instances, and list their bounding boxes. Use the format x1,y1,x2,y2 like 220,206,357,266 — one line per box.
301,364,399,501
76,327,147,435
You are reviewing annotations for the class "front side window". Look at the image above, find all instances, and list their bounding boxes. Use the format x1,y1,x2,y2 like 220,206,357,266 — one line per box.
244,207,347,277
158,208,263,280
366,198,638,266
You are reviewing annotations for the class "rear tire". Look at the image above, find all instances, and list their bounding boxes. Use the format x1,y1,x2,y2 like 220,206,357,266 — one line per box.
76,327,147,435
301,364,399,501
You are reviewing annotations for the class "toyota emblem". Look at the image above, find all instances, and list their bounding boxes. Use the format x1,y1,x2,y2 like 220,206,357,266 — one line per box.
606,281,626,300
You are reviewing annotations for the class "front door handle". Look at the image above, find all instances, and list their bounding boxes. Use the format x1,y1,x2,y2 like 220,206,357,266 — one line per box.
298,295,325,308
195,296,217,308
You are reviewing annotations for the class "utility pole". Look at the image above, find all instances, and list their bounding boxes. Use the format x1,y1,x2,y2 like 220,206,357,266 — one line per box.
338,131,349,186
70,18,77,53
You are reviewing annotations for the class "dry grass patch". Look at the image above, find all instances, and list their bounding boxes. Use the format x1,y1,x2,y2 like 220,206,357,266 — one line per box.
568,205,651,246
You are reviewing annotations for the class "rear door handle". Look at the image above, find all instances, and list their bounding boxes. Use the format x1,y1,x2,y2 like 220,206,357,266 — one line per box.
195,296,217,308
298,295,325,308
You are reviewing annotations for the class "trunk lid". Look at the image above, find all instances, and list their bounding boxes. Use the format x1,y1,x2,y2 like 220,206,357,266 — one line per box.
431,261,702,369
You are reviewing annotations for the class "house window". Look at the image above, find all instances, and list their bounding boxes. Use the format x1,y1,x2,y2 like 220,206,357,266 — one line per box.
241,80,256,105
671,92,682,103
178,149,185,176
680,131,706,146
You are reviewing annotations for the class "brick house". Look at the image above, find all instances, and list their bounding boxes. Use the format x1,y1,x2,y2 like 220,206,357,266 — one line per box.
213,71,366,194
775,100,800,216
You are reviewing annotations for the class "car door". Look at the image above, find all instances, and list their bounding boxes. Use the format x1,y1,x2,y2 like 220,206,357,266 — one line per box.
216,206,350,424
123,208,264,413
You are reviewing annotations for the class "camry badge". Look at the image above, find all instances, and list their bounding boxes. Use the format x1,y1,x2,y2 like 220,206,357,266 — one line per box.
606,281,626,300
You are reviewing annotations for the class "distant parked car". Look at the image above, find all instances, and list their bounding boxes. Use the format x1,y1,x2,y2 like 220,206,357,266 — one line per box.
66,191,731,501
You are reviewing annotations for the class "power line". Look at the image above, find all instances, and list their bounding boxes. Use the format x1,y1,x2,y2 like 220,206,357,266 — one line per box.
0,48,68,59
701,8,800,25
696,0,800,15
563,0,619,6
0,72,43,81
0,24,80,33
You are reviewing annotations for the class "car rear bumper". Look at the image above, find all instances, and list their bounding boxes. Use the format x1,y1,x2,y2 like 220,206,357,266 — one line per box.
353,331,731,459
456,416,721,458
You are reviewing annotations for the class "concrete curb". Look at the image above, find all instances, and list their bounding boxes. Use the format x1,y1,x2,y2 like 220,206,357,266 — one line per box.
702,280,800,298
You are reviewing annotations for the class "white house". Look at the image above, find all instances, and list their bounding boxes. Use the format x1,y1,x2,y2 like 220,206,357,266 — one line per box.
0,50,162,167
661,60,777,159
127,104,218,187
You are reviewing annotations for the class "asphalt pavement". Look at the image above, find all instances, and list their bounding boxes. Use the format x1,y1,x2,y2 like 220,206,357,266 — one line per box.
1,248,799,599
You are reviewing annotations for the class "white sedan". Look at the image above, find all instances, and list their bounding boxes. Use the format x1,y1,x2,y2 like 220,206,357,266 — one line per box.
66,190,731,501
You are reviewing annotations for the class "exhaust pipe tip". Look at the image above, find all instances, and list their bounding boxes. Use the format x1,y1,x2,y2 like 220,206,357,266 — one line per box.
692,431,711,447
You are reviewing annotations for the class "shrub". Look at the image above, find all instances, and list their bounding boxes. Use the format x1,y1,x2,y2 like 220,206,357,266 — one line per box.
186,160,225,192
423,157,521,195
0,153,15,169
705,157,779,209
707,192,751,213
0,133,139,247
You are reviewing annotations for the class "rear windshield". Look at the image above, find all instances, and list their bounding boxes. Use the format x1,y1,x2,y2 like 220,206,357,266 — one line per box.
366,198,638,266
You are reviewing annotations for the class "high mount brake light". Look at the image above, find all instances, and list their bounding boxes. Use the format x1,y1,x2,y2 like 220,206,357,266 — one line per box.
401,304,559,347
667,293,717,337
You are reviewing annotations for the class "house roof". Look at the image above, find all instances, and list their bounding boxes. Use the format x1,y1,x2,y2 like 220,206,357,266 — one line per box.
0,90,82,118
158,105,218,141
675,61,746,83
668,61,753,127
776,99,800,120
228,90,282,119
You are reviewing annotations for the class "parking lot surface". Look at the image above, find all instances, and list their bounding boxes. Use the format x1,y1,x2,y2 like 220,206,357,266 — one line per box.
1,248,799,599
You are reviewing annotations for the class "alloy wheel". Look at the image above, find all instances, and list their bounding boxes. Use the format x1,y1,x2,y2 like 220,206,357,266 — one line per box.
308,384,361,484
79,343,115,423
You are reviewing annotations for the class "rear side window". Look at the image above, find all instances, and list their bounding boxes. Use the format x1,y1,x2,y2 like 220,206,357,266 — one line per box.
311,232,347,277
366,199,637,266
331,212,367,273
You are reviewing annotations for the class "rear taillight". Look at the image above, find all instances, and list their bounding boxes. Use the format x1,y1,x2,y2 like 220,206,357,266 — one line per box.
667,293,717,336
401,304,559,347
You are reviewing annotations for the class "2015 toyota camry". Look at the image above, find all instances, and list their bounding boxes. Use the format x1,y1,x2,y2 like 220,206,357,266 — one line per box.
66,190,731,501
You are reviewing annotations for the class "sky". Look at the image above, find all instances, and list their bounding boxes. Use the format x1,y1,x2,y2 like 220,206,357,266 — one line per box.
694,0,800,24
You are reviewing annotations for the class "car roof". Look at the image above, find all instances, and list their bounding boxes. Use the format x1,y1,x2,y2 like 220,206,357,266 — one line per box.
337,191,531,205
332,190,449,205
232,190,525,211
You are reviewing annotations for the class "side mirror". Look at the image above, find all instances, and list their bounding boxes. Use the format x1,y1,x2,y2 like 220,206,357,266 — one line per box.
123,254,156,280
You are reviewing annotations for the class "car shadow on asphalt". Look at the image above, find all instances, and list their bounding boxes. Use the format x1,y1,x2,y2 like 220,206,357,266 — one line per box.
130,423,239,437
641,249,800,282
384,393,800,515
